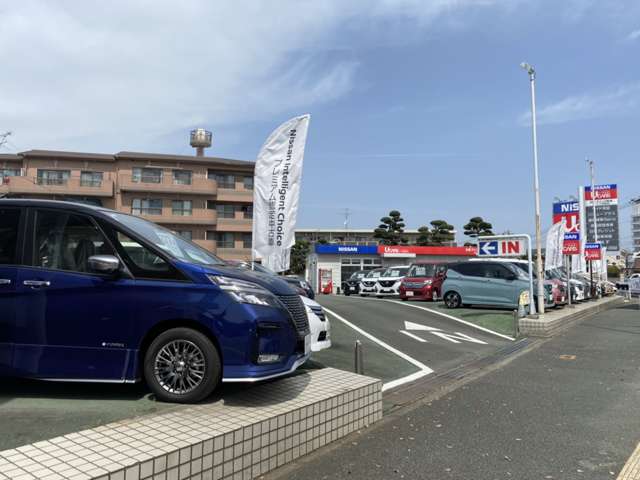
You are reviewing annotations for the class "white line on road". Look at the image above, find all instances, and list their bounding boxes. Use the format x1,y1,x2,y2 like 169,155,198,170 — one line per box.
399,330,428,343
383,299,515,341
322,306,433,391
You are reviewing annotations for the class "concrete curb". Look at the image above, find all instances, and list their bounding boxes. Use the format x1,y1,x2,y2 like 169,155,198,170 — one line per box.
0,368,382,480
519,296,623,337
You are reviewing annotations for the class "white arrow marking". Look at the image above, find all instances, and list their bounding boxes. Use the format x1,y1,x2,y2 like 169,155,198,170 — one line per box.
430,331,488,345
404,320,441,331
480,242,497,255
399,330,428,343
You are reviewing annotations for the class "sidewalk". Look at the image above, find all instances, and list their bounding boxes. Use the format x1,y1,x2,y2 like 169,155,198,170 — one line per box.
268,302,640,480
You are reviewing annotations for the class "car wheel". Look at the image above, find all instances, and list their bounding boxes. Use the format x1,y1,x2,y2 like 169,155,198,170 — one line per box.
344,290,350,296
144,327,221,404
444,291,462,309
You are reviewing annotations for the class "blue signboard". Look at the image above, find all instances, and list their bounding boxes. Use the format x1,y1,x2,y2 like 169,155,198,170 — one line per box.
552,201,579,215
477,240,499,256
314,244,378,255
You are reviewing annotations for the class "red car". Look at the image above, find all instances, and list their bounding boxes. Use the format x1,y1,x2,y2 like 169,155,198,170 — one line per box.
399,263,447,301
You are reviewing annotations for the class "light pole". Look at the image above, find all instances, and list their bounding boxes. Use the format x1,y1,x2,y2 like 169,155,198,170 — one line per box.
521,62,545,315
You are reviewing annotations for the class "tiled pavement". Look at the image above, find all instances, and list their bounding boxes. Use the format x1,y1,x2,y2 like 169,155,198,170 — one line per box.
0,368,382,480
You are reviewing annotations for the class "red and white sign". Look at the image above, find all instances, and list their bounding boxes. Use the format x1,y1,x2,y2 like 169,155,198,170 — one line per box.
378,245,477,257
584,243,602,261
584,184,618,204
562,233,580,255
477,238,525,257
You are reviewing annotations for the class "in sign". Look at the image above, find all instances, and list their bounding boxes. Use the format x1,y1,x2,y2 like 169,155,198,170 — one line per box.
477,238,525,257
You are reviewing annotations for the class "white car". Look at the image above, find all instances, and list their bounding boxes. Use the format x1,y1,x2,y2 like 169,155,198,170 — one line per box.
359,268,385,297
375,265,410,297
301,296,331,352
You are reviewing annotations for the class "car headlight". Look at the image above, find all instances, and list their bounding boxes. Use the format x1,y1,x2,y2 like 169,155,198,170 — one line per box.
207,275,282,308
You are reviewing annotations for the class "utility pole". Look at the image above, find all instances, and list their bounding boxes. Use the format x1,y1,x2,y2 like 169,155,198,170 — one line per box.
587,158,598,243
342,208,351,230
520,62,544,315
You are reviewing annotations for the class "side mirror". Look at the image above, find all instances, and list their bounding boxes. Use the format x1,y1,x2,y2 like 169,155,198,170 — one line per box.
505,271,517,281
88,255,120,274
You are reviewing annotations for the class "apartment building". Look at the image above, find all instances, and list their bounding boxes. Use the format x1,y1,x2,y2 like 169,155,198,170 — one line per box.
632,197,640,252
0,149,255,260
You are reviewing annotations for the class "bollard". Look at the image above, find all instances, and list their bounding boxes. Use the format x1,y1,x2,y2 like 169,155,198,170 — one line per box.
354,340,364,375
513,309,520,338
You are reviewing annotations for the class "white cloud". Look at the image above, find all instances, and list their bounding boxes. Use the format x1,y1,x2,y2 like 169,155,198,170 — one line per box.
0,0,501,153
518,83,640,126
628,29,640,41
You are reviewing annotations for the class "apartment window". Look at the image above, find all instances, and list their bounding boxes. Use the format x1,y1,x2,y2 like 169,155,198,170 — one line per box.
173,170,192,185
206,230,216,241
242,205,253,219
242,233,252,249
216,232,235,249
37,169,70,186
0,168,21,178
216,204,236,219
80,171,103,187
208,171,235,188
206,200,216,210
175,230,192,240
132,167,162,184
243,176,254,190
132,198,162,215
172,200,192,216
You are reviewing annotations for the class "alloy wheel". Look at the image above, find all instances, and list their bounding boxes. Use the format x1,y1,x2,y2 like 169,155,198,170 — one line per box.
154,339,206,395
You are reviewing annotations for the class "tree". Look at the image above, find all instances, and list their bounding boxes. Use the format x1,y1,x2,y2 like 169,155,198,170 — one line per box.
463,216,494,238
373,210,408,245
415,226,431,246
288,240,310,274
429,220,455,246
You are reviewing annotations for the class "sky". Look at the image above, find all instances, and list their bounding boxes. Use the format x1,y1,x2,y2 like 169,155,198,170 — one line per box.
1,0,639,248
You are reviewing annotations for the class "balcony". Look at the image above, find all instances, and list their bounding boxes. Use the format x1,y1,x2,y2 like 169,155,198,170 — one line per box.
216,188,253,202
0,175,114,197
119,173,217,195
194,239,217,253
216,217,252,232
216,247,252,260
134,209,217,226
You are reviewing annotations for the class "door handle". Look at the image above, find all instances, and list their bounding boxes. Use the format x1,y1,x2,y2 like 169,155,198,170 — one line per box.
23,280,51,288
0,279,11,285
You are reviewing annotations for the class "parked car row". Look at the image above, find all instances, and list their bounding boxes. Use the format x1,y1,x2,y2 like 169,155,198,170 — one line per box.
342,258,616,311
0,199,330,404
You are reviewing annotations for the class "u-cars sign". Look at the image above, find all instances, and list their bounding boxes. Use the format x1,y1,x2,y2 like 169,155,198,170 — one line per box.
377,245,477,256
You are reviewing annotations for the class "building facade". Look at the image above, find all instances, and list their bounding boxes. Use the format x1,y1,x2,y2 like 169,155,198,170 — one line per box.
0,149,254,260
632,197,640,252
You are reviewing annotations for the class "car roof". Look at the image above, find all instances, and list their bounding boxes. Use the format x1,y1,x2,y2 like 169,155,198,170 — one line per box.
0,198,112,215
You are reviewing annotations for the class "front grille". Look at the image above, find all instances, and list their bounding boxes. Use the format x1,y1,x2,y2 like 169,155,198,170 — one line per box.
379,280,395,288
309,305,326,322
363,281,376,287
277,294,310,338
403,282,424,289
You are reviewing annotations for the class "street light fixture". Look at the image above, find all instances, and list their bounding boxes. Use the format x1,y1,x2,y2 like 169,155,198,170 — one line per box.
521,61,545,315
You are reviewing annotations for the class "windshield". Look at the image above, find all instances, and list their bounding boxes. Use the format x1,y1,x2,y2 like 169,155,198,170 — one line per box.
105,212,224,266
349,271,367,280
366,269,383,278
407,264,436,277
382,267,409,278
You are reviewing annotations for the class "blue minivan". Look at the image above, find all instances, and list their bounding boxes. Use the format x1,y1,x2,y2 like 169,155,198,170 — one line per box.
441,261,530,309
0,200,310,403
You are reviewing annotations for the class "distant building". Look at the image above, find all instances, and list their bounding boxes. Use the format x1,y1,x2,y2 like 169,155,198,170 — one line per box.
632,198,640,252
295,228,457,246
0,145,254,260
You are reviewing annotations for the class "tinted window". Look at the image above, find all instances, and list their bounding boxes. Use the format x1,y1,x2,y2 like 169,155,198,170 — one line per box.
450,263,484,277
482,263,510,279
34,210,114,273
0,208,21,264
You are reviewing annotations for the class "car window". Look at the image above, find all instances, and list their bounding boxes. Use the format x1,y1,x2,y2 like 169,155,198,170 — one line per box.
484,264,513,279
0,208,21,265
111,231,177,279
408,264,435,277
451,263,484,277
34,210,115,273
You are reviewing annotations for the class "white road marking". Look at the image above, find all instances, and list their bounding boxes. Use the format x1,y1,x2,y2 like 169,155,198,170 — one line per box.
430,331,487,345
384,299,515,341
404,320,441,331
322,306,433,391
399,330,428,343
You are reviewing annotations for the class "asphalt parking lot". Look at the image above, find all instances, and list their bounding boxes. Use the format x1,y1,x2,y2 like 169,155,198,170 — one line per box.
310,295,514,390
0,295,516,452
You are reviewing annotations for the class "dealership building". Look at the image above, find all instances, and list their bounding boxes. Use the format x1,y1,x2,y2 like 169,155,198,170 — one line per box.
306,243,476,294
